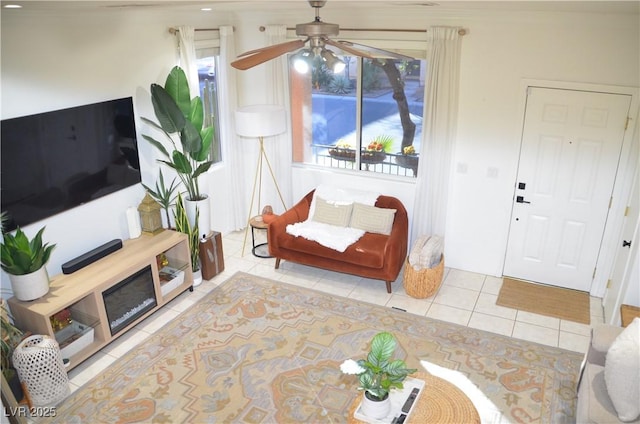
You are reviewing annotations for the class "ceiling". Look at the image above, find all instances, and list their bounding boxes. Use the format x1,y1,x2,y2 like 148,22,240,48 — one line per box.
2,0,639,14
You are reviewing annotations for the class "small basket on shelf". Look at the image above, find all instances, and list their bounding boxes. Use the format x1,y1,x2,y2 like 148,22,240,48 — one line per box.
403,254,444,299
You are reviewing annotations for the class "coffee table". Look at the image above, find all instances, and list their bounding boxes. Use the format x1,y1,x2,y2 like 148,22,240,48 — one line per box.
348,372,480,424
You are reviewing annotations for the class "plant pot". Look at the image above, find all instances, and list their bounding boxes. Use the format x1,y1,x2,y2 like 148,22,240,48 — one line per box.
395,153,419,176
360,391,391,420
9,266,50,301
192,269,203,287
185,196,211,239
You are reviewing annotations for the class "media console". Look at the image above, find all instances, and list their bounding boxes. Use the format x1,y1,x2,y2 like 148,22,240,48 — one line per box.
7,230,193,371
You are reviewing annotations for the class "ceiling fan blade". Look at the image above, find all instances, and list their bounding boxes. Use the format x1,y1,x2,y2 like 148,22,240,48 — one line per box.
324,38,374,59
232,39,307,70
335,40,415,61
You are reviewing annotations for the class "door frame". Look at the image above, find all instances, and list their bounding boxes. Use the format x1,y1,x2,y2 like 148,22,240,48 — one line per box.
507,79,639,297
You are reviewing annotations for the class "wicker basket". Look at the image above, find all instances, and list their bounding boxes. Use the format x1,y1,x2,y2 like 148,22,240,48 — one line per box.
403,254,444,299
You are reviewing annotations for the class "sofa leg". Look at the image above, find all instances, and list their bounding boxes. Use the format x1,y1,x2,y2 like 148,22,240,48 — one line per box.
385,281,392,293
275,258,281,269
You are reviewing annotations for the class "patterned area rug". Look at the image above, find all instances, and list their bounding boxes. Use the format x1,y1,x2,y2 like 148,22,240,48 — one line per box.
44,272,582,423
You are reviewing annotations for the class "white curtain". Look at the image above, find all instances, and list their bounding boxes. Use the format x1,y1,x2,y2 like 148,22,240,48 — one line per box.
176,26,200,98
218,26,245,230
412,27,463,243
262,25,293,213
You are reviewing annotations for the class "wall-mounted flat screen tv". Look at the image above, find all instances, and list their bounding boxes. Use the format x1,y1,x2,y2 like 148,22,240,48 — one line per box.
1,97,141,231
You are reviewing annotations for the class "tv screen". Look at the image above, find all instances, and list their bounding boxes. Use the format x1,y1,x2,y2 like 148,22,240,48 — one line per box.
1,97,141,231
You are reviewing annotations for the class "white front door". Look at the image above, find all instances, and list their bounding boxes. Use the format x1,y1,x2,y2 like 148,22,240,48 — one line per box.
504,87,631,291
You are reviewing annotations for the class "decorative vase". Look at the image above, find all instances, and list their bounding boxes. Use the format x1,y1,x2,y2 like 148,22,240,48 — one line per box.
9,266,50,301
360,391,391,420
192,269,203,287
185,196,211,239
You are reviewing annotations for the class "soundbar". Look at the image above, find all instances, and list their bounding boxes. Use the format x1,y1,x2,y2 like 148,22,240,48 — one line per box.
62,239,123,274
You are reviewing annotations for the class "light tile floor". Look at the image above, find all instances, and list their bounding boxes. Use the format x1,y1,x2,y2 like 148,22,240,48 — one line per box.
66,230,602,392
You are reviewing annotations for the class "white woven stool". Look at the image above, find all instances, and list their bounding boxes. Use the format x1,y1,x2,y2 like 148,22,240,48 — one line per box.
12,335,70,406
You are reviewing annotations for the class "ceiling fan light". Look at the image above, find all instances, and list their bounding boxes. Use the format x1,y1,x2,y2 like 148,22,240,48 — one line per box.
321,49,345,74
292,49,313,74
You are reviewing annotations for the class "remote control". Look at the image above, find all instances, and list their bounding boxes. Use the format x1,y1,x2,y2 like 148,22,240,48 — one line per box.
396,413,407,424
401,388,420,413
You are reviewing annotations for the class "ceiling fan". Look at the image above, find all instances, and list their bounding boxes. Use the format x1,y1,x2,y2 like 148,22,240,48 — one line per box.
231,0,413,71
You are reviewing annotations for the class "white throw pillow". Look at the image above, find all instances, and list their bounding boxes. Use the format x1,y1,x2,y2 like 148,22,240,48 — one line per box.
311,196,353,227
349,203,396,235
309,184,380,220
605,317,640,422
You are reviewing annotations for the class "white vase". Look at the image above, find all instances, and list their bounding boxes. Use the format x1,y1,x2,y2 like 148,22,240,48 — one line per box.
360,392,391,420
185,196,211,239
192,269,203,287
10,267,51,301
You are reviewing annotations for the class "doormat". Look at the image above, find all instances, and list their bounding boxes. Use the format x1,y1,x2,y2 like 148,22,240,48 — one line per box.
497,278,590,324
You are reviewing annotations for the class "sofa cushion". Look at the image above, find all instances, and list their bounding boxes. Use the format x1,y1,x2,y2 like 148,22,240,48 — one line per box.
605,317,640,422
577,363,625,424
350,203,397,235
311,196,353,227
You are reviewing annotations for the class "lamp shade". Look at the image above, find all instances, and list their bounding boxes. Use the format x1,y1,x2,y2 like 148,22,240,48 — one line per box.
235,104,286,138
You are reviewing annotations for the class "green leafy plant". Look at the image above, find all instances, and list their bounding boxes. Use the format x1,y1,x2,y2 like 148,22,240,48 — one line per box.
366,134,394,153
340,332,417,400
329,75,351,94
1,299,23,378
1,227,56,276
173,193,200,272
142,169,179,229
142,66,214,201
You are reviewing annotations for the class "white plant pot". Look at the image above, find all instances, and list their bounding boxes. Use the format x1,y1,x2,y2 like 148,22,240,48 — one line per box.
185,196,211,239
360,392,391,420
192,269,203,287
9,266,51,301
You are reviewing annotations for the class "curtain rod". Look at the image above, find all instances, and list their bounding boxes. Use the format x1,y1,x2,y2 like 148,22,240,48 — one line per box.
169,27,221,34
260,26,466,35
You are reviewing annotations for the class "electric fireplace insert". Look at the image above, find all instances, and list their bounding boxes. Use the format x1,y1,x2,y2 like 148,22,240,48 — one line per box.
102,265,156,336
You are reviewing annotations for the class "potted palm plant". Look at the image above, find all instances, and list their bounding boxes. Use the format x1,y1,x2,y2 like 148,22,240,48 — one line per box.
142,66,214,238
340,332,417,420
1,226,56,301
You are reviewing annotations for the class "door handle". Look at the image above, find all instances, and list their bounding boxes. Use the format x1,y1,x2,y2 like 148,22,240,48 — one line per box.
516,196,531,204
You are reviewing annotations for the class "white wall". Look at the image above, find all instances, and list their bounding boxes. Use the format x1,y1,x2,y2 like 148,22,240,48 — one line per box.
0,7,234,297
2,4,638,300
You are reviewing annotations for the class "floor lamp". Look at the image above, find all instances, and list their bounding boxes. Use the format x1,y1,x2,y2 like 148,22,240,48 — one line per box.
236,104,287,256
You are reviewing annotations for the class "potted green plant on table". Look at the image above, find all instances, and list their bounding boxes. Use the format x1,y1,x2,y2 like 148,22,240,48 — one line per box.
340,332,417,420
1,299,24,403
173,193,201,287
1,226,56,301
142,66,214,238
143,169,179,229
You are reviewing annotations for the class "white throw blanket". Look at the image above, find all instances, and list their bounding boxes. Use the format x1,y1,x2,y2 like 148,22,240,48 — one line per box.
286,221,365,253
286,184,381,252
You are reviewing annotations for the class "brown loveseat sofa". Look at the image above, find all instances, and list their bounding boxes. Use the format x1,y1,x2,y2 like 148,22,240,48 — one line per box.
267,189,408,293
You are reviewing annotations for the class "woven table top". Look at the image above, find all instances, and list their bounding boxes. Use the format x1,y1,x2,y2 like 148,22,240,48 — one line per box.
348,372,480,424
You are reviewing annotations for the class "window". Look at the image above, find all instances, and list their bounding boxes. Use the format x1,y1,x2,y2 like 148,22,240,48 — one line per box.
290,53,425,178
195,33,222,164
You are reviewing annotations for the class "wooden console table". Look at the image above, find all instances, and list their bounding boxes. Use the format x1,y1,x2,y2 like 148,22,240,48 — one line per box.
348,372,480,424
